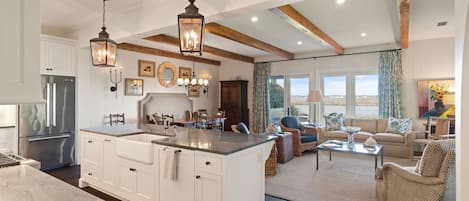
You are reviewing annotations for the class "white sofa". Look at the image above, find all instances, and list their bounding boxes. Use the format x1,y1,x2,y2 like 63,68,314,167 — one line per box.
318,118,415,159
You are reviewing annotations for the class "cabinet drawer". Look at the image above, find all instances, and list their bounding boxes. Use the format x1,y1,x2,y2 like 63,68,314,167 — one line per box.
196,153,223,174
82,163,101,182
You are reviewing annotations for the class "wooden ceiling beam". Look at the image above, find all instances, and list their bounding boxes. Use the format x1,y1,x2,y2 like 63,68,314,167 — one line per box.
144,34,254,63
204,22,294,59
117,43,221,66
272,5,344,54
399,0,410,49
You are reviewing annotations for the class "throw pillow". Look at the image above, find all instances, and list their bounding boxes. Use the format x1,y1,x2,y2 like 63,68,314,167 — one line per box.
324,113,345,131
386,117,411,135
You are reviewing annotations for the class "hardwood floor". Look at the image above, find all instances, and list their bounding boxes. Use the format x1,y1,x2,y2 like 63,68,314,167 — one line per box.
45,165,288,201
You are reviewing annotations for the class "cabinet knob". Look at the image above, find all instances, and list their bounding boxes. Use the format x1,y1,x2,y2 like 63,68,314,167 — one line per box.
129,168,136,172
104,139,111,142
196,175,201,179
205,161,211,166
88,172,92,176
88,140,92,143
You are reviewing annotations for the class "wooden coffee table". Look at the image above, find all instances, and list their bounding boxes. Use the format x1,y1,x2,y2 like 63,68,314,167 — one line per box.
316,140,384,170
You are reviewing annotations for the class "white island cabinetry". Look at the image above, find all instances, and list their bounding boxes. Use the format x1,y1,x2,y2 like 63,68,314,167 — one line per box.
79,130,274,201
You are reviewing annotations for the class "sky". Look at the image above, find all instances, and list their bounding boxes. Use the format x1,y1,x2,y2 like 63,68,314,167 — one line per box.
273,75,379,96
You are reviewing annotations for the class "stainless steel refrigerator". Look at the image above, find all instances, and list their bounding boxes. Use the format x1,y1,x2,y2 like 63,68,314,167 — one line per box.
18,75,75,170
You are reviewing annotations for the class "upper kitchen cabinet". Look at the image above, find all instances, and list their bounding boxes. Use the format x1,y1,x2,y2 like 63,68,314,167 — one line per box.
0,0,42,104
41,35,77,76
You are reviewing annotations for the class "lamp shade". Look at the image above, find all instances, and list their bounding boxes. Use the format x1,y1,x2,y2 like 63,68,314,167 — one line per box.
178,0,204,56
307,90,323,103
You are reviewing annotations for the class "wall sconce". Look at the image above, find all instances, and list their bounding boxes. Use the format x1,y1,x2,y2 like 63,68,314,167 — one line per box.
110,67,123,98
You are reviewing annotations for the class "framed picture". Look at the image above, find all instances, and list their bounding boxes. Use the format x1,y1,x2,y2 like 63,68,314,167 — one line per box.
125,78,144,96
417,79,455,118
179,67,192,80
188,85,200,97
138,60,156,77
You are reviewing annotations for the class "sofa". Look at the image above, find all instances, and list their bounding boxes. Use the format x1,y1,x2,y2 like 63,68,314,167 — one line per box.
318,118,415,159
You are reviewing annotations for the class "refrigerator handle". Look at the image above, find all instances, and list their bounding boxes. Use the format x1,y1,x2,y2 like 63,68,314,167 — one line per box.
46,83,51,127
52,82,57,127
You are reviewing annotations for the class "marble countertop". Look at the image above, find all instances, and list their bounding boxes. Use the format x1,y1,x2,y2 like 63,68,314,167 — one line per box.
151,128,276,155
0,165,102,201
80,125,143,137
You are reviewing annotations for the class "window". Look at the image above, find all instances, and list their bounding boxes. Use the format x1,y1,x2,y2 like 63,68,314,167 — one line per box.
323,76,347,116
269,76,285,124
322,73,379,118
355,74,379,117
289,77,310,122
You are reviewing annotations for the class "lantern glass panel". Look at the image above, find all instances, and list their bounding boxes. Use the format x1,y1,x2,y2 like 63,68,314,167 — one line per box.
179,17,203,53
107,42,117,66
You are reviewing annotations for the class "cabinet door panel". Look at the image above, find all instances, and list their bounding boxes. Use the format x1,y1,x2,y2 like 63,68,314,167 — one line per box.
102,138,117,188
159,147,195,201
195,172,223,201
0,0,42,104
136,168,155,201
117,163,137,194
47,40,75,75
82,134,102,166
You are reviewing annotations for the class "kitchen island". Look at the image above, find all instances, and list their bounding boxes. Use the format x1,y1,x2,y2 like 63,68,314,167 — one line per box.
0,165,102,201
79,126,275,201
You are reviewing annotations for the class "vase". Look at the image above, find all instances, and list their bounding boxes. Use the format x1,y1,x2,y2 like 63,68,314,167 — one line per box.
347,133,355,147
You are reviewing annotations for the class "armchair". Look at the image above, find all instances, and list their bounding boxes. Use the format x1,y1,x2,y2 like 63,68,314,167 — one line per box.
376,140,455,201
280,116,317,156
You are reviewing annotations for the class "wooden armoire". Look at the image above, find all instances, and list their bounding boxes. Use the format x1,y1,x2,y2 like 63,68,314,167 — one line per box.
220,80,249,131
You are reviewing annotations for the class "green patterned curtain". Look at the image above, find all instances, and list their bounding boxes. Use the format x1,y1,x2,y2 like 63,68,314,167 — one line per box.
252,62,271,133
379,50,403,118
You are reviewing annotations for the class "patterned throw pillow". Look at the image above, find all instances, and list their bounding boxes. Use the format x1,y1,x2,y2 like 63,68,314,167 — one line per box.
386,117,411,135
324,113,345,131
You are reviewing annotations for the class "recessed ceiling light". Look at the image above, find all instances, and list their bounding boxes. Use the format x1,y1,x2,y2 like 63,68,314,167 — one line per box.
336,0,346,5
251,16,258,22
297,41,303,45
361,32,367,37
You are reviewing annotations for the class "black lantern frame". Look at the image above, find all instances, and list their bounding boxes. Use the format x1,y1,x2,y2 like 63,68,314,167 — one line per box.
178,0,205,56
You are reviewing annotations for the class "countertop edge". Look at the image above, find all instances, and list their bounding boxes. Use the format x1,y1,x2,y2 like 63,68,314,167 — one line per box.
152,137,275,155
79,128,143,137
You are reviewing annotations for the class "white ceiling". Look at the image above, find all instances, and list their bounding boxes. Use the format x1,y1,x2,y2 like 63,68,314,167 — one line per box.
409,0,455,41
40,0,145,35
40,0,455,62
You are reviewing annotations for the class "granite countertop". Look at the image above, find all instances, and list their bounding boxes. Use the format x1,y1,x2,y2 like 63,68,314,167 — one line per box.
0,165,102,201
151,128,276,155
80,124,143,137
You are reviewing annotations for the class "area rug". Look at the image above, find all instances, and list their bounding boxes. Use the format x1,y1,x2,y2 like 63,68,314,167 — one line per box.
265,151,416,201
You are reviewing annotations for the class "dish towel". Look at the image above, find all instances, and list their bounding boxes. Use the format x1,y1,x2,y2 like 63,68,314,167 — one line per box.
163,148,179,181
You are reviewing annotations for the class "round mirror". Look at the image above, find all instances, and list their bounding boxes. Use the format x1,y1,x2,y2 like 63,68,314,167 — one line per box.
157,62,177,88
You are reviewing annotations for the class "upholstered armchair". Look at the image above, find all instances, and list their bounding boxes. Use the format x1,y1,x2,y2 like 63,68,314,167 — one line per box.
376,140,455,201
280,116,317,156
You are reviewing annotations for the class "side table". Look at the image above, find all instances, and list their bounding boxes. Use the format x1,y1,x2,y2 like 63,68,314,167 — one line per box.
275,132,294,164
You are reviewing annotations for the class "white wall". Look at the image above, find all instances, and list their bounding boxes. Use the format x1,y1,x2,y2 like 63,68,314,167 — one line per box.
455,0,469,199
218,60,254,127
77,49,219,129
402,37,455,123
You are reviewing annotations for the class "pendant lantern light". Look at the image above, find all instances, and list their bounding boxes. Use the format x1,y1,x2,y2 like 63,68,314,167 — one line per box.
90,0,117,67
178,0,205,56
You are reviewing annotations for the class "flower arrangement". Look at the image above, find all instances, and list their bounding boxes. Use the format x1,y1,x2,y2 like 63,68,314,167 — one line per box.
429,83,449,101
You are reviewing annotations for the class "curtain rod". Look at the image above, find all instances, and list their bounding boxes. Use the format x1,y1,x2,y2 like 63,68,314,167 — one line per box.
255,48,402,64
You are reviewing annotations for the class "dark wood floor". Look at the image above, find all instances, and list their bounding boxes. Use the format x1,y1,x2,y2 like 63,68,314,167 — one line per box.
45,165,288,201
45,165,121,201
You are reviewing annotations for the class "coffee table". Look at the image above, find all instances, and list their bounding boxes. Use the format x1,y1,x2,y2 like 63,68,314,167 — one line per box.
316,140,384,170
